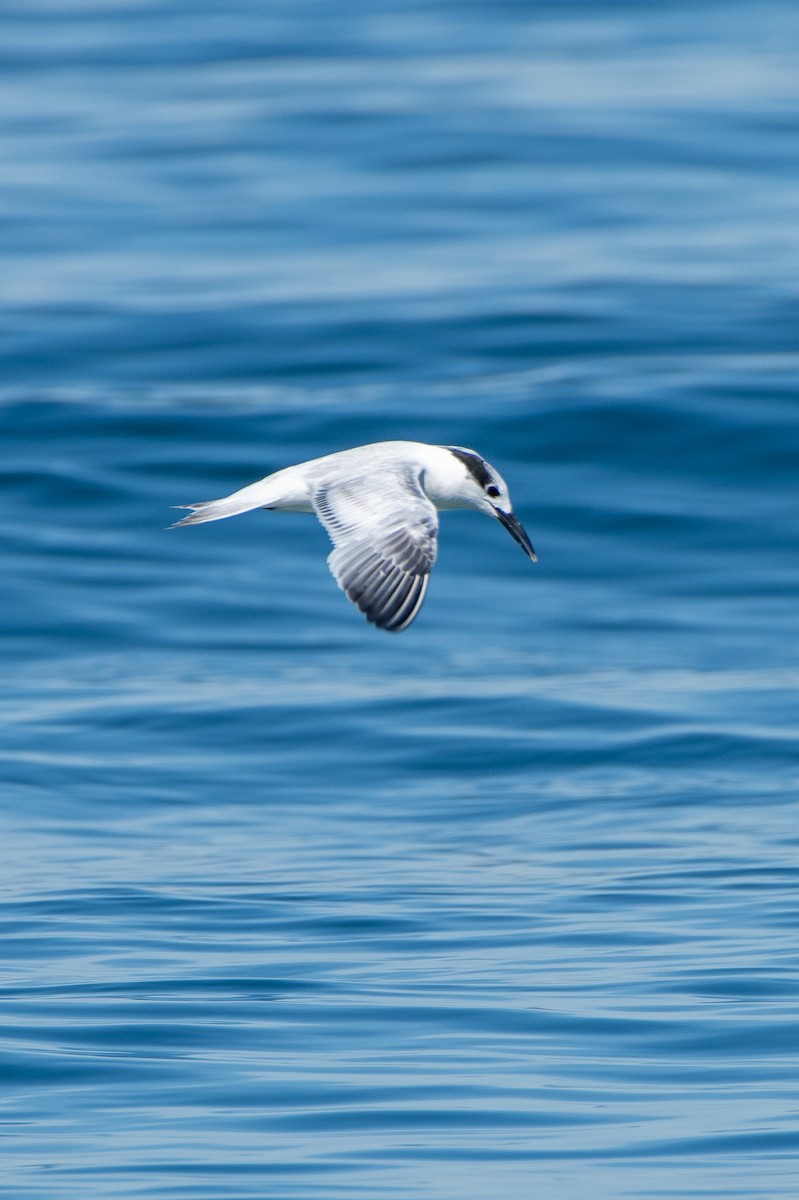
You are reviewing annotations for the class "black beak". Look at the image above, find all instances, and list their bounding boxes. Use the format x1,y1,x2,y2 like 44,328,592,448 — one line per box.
495,509,537,561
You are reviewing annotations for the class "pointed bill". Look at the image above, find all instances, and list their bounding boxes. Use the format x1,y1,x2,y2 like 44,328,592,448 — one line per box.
495,509,537,561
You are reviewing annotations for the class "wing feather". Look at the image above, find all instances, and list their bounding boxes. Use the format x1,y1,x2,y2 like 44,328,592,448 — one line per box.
311,466,438,631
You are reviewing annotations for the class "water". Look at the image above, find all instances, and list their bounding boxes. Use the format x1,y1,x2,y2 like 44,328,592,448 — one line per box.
3,2,799,1197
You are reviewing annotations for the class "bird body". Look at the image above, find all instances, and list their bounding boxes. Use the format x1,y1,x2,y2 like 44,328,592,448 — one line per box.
174,441,535,632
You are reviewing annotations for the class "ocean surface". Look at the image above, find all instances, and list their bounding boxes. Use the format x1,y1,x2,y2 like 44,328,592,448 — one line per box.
3,2,799,1197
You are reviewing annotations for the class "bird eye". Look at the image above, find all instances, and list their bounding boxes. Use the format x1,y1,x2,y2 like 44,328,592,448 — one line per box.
485,484,500,498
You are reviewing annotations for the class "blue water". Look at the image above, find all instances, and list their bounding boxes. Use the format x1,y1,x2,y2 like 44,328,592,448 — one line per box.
3,2,799,1196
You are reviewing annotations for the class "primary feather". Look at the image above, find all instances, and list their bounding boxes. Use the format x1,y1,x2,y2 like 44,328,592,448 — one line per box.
312,466,438,631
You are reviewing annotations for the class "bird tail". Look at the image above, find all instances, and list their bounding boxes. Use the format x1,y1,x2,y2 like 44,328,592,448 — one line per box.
170,497,258,527
170,465,308,528
170,479,280,527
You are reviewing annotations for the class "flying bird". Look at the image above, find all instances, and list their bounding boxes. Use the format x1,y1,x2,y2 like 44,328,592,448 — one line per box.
173,441,536,632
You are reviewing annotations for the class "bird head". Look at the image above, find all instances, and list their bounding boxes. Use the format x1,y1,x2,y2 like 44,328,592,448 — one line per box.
445,446,537,561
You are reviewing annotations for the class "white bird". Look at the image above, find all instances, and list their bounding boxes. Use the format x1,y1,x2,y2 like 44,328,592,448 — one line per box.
173,441,536,632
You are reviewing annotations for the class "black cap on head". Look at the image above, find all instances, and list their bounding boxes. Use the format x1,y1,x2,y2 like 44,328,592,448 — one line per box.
446,446,496,491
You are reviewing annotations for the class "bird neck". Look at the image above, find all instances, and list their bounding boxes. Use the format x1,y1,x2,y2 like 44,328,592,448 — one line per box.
418,446,476,510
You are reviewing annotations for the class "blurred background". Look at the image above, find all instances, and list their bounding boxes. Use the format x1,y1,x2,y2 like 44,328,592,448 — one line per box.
2,2,799,1198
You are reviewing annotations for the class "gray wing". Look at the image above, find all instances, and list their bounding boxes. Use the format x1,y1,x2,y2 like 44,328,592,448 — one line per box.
311,466,439,632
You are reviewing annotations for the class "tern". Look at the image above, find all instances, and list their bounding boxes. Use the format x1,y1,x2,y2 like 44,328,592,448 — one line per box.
173,441,536,632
